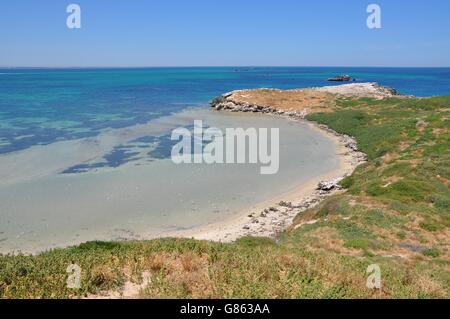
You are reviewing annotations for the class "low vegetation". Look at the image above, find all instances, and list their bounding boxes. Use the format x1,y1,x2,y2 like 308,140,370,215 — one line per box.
1,95,449,298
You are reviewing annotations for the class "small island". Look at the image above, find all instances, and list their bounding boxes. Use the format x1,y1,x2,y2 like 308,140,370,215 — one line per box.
328,75,354,82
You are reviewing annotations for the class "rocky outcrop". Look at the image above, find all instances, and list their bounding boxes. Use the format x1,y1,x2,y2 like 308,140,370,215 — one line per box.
317,179,342,192
210,83,402,117
210,91,309,118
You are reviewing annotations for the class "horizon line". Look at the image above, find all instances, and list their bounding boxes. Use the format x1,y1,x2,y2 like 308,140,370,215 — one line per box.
1,65,450,69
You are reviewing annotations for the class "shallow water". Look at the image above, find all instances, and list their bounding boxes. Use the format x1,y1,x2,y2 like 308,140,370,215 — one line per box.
0,109,338,253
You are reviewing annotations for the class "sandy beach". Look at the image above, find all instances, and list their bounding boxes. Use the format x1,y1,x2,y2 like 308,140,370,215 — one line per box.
166,116,365,242
0,106,341,254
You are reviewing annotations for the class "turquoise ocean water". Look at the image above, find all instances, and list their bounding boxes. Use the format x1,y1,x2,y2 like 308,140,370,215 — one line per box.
1,67,449,156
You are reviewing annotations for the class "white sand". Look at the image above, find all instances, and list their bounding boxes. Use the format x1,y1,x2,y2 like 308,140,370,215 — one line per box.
164,118,363,242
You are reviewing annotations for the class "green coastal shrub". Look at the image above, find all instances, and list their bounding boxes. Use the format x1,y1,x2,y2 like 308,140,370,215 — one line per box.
422,248,440,258
385,180,432,202
366,183,386,197
235,237,276,248
339,176,354,189
429,194,450,211
419,221,442,232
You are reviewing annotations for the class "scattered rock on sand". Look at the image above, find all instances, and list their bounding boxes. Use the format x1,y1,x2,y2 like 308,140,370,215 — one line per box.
317,179,342,192
278,201,293,208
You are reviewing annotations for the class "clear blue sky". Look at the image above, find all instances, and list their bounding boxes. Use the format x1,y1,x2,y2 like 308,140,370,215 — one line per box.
1,0,449,67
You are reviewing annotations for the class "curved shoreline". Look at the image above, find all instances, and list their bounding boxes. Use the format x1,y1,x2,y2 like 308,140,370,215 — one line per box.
164,113,366,243
0,108,342,255
163,83,400,242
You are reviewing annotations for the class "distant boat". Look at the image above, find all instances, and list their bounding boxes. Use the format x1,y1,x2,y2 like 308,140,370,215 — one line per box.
328,75,353,82
234,67,255,72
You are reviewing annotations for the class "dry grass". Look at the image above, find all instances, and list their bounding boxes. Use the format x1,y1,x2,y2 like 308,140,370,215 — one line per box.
228,88,336,114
